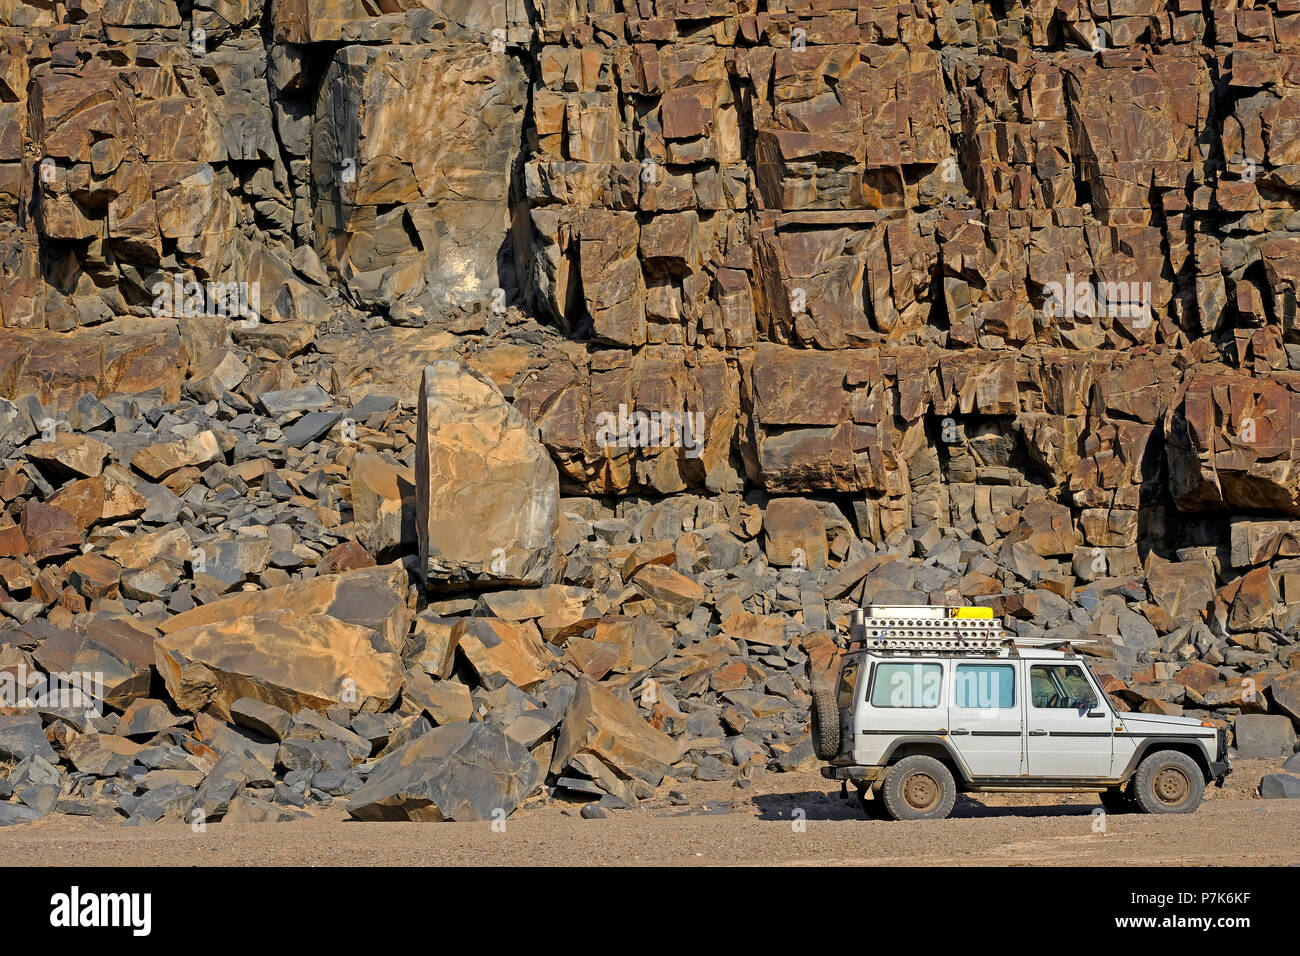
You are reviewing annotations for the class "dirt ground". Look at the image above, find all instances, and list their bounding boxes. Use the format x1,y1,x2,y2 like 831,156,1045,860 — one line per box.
2,759,1296,866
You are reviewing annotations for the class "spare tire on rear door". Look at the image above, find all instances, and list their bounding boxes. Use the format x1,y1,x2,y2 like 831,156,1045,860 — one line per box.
810,684,841,760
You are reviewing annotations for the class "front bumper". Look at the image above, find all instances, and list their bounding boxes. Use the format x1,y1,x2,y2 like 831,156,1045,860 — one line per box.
820,765,883,784
1212,727,1230,787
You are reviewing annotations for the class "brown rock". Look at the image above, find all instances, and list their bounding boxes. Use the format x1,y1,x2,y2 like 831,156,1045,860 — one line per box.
452,617,553,691
20,502,80,562
551,675,681,788
33,617,156,710
402,671,473,725
158,563,412,654
64,553,121,602
350,453,415,556
415,362,560,589
27,432,109,478
763,497,828,570
316,541,376,576
721,610,788,648
130,431,222,481
632,563,704,616
49,473,146,532
156,610,405,719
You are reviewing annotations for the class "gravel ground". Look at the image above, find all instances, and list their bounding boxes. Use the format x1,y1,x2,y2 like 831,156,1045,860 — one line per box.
3,762,1296,866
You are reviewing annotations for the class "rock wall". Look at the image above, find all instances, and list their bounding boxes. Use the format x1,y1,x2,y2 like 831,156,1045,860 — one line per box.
3,0,1300,821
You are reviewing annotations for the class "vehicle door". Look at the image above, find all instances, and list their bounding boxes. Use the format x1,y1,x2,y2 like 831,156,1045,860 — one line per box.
947,659,1024,777
835,654,861,760
1024,660,1113,778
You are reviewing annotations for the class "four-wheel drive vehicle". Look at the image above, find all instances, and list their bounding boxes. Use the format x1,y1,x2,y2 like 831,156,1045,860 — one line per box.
811,605,1230,821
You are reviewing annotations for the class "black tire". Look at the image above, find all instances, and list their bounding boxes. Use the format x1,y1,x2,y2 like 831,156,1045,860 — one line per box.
809,684,840,760
880,755,957,821
1098,787,1136,814
1131,750,1205,815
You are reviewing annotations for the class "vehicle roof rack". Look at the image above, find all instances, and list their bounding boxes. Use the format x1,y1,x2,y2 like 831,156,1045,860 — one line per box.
846,606,1095,654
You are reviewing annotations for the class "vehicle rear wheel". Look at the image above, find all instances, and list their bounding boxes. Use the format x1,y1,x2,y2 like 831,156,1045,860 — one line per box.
809,684,840,760
1098,787,1136,814
880,755,957,821
1131,750,1205,815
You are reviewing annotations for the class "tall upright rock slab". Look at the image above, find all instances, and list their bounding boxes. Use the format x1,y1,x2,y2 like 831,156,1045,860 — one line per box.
415,361,560,589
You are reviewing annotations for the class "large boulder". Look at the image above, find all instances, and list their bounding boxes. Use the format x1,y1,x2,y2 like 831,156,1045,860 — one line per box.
1143,554,1215,630
415,361,560,589
451,617,554,691
157,563,413,653
1232,713,1297,758
551,676,680,791
346,721,541,822
155,610,404,719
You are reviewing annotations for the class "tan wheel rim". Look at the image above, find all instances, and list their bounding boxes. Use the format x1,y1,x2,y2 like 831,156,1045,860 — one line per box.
903,772,940,812
1153,766,1190,806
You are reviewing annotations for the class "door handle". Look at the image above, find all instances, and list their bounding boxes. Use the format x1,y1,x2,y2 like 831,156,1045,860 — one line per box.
951,728,969,735
1028,729,1048,736
1086,711,1105,718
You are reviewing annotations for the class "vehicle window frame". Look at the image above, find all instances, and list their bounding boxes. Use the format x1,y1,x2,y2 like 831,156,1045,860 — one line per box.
865,660,945,710
952,661,1017,710
1028,662,1099,712
836,656,860,710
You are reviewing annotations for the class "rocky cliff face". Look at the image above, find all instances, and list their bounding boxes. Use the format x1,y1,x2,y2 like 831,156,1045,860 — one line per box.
2,0,1300,823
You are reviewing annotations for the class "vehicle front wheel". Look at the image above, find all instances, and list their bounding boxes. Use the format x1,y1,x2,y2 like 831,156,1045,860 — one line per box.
1131,750,1205,815
880,755,957,821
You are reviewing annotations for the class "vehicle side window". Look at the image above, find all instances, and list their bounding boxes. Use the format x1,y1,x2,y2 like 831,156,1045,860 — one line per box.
1029,664,1098,711
953,663,1016,709
869,662,943,708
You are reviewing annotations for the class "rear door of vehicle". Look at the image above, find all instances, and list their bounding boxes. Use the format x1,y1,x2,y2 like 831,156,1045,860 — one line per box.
947,660,1024,777
1024,660,1113,777
835,654,861,760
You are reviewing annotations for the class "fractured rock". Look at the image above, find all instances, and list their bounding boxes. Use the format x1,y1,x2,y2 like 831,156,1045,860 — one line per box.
346,720,541,822
156,610,405,719
415,362,559,589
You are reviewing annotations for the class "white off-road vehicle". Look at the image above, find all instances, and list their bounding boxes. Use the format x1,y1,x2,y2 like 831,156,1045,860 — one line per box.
811,605,1230,821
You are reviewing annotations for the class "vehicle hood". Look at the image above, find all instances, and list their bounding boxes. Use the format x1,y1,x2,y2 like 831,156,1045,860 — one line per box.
1117,712,1209,734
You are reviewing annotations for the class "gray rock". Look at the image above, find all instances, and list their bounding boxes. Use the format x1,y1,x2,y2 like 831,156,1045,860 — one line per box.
17,784,59,814
346,720,541,822
0,716,57,763
134,783,198,823
230,697,294,741
1233,714,1297,759
1260,774,1300,799
191,753,257,820
258,384,333,416
312,769,362,796
0,803,43,826
281,411,343,448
